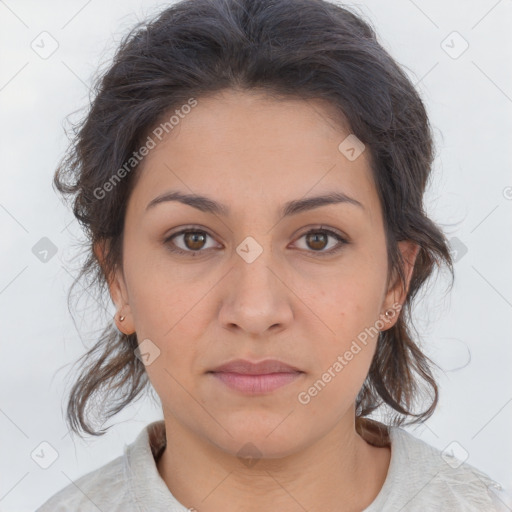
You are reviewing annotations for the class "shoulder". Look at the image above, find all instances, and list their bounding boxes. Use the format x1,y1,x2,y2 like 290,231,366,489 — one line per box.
34,452,129,511
35,420,184,512
34,421,157,512
365,425,511,512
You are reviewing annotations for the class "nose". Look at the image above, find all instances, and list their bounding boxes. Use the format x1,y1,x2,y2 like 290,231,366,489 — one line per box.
218,245,294,337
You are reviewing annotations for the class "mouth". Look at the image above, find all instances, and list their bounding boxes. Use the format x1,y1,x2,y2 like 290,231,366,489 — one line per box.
207,359,305,394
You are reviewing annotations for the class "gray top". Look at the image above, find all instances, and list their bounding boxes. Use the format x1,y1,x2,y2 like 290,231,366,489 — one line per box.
35,420,511,511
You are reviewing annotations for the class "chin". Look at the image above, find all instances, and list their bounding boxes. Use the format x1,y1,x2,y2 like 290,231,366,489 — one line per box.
207,414,312,461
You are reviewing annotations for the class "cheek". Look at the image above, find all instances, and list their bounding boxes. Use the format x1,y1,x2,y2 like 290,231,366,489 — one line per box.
313,262,385,338
296,348,373,421
122,238,204,335
129,283,206,369
300,258,385,390
134,286,205,416
297,282,381,413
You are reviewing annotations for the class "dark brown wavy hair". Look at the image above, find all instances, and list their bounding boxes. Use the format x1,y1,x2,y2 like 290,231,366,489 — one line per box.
54,0,454,439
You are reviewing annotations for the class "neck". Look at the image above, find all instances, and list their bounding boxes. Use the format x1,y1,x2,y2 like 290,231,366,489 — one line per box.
156,413,391,512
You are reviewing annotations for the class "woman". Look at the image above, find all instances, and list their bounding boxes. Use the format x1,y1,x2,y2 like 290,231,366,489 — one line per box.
36,0,509,510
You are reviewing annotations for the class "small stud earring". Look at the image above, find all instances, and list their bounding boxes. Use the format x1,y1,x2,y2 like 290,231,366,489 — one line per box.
119,315,125,322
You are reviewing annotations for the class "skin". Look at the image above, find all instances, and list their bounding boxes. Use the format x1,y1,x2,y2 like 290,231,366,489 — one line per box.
96,88,419,512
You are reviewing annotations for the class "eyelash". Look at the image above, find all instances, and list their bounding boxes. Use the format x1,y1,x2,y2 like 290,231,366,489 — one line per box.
163,225,349,258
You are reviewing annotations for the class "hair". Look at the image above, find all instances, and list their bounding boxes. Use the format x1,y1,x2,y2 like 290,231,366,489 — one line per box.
54,0,454,439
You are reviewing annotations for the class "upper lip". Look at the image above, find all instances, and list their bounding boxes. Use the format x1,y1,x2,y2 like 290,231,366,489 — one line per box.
209,359,303,375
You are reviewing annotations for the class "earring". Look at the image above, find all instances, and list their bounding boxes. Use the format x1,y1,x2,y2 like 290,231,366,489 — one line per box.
119,315,125,322
383,310,395,322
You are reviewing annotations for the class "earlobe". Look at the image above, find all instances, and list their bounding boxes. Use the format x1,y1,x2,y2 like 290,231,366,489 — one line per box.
94,240,136,335
111,277,136,335
113,306,135,335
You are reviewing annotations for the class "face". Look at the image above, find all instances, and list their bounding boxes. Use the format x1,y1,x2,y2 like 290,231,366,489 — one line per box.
98,89,418,458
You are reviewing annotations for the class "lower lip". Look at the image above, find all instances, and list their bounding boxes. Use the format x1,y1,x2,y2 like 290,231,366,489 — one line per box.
210,372,303,394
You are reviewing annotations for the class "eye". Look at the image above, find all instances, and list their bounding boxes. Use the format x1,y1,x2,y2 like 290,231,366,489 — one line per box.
163,225,349,257
164,227,219,256
293,226,349,256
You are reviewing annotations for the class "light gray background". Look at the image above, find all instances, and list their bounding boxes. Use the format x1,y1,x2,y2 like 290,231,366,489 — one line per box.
1,0,511,510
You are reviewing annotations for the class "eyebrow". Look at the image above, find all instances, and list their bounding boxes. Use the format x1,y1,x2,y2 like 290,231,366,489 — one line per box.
145,190,364,217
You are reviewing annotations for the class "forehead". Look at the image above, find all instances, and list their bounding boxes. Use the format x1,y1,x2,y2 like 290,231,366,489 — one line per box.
127,90,380,223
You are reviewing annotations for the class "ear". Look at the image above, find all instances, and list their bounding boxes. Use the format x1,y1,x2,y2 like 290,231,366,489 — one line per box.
93,239,135,335
381,240,420,329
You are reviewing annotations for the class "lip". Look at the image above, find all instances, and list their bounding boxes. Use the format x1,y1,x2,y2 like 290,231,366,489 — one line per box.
209,359,302,375
208,359,304,394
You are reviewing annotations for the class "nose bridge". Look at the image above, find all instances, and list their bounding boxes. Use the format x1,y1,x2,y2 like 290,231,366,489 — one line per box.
233,233,281,304
219,233,292,334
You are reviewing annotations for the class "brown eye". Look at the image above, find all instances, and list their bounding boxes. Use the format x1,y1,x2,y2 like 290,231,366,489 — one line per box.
164,228,219,256
305,232,329,251
294,228,348,256
183,231,207,250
